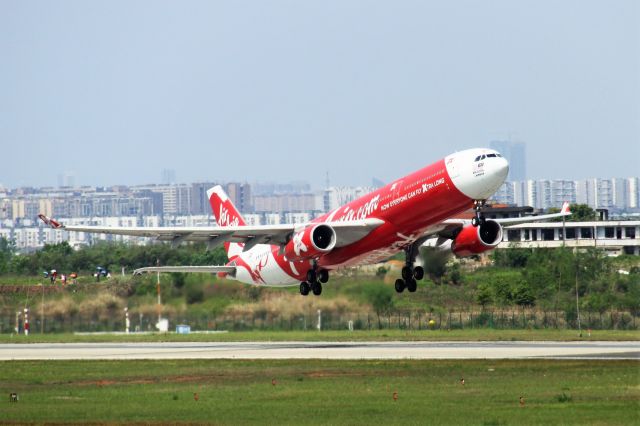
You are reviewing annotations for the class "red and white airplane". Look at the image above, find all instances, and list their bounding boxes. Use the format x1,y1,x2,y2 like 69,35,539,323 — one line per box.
39,148,570,295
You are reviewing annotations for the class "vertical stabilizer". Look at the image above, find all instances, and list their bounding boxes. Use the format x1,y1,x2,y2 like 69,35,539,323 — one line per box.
207,185,246,259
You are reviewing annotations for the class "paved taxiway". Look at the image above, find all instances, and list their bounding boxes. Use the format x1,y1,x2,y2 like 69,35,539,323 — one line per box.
1,341,638,360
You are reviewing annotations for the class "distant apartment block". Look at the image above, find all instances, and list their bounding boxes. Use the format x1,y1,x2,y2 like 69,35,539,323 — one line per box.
323,186,376,212
492,177,639,211
253,193,321,214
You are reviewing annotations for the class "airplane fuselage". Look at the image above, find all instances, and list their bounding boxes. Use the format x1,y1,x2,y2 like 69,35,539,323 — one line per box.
228,148,509,286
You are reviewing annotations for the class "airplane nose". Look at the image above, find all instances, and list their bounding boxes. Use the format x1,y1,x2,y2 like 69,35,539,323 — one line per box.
447,151,510,201
494,157,509,182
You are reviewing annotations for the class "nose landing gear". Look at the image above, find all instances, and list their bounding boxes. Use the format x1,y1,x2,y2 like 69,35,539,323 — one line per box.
471,200,487,227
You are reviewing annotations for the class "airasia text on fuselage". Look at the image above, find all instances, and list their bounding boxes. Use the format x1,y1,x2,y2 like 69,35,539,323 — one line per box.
334,194,381,222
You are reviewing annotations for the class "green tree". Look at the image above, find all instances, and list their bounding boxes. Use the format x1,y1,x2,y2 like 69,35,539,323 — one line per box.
549,203,596,222
492,247,532,268
0,237,16,274
492,277,513,306
512,281,536,307
476,283,493,308
364,283,395,328
419,247,448,284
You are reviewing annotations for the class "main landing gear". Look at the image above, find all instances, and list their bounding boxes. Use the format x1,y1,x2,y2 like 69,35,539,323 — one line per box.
300,267,329,296
471,199,487,227
394,240,427,294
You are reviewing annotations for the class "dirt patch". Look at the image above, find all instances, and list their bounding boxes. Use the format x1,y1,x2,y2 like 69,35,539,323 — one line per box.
51,396,85,400
72,374,228,387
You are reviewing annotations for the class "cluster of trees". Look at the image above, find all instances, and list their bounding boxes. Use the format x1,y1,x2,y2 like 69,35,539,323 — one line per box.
1,237,638,316
483,247,639,314
0,238,228,276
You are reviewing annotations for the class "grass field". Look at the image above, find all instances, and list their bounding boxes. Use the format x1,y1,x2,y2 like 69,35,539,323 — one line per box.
1,359,638,425
0,328,638,344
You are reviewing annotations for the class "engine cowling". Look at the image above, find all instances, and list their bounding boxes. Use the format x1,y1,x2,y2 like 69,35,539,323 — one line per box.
451,220,503,257
284,224,337,262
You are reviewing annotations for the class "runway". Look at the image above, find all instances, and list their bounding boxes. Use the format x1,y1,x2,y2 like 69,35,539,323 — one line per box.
0,341,638,360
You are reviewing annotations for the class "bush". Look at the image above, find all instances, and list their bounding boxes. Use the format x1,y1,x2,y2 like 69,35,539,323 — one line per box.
185,282,204,304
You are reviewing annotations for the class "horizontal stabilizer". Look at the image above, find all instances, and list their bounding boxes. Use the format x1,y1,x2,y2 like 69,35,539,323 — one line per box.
133,265,236,276
38,214,63,229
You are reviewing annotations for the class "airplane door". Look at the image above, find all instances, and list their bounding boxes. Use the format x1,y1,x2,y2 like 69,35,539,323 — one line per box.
446,156,460,179
392,179,403,199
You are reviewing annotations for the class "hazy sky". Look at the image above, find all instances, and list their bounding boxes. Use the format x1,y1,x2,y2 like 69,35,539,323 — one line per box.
1,1,638,189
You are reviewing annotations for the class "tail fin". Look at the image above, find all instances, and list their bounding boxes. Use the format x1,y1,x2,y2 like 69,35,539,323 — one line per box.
207,185,246,259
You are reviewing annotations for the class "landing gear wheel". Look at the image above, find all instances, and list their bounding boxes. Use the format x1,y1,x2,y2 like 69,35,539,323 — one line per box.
472,200,486,227
413,266,424,281
401,266,413,280
311,282,322,296
318,269,329,283
406,279,417,292
395,278,406,293
306,269,317,283
299,281,310,296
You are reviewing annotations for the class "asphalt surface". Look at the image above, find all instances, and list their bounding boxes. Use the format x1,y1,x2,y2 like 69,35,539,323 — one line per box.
0,341,638,360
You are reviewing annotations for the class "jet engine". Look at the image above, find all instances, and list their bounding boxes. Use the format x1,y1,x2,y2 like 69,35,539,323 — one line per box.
284,224,337,262
451,220,503,257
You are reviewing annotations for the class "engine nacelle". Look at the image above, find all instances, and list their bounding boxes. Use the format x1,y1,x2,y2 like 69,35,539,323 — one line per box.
284,224,337,262
451,220,503,257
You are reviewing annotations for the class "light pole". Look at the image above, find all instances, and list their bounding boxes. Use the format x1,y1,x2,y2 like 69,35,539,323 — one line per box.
575,257,582,337
24,308,29,336
41,283,45,334
156,258,162,325
124,307,130,334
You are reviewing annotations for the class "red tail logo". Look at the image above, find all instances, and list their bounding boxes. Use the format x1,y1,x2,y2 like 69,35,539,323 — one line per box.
207,186,246,260
207,186,246,227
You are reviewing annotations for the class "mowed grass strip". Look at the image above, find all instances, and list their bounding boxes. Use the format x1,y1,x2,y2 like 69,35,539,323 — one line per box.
1,328,638,344
1,359,638,425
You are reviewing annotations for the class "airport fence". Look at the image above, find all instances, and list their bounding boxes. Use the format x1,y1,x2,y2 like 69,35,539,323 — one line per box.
0,308,637,333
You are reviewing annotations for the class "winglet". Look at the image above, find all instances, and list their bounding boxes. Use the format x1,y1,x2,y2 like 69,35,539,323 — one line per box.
38,214,63,229
560,201,571,215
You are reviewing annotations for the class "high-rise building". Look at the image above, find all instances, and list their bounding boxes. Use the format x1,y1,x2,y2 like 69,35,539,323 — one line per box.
491,182,515,205
489,140,526,182
190,182,218,215
225,182,252,213
525,180,538,209
161,169,176,185
628,177,639,208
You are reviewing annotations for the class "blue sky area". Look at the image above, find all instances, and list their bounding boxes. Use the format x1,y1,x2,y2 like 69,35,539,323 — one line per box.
1,1,638,188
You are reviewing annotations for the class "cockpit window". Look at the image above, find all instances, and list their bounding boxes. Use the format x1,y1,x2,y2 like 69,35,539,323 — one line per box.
474,156,481,162
496,153,502,157
481,154,486,160
487,153,496,158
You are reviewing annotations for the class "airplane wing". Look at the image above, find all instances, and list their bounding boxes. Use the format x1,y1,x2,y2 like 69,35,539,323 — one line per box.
133,265,236,275
38,214,384,251
420,202,573,244
492,201,571,225
439,201,572,228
